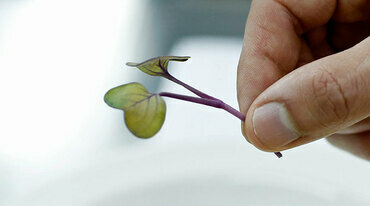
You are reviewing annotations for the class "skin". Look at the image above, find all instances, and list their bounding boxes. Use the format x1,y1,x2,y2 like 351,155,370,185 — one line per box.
237,0,370,160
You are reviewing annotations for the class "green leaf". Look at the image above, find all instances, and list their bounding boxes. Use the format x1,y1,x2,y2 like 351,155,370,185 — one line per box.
126,56,190,76
104,82,166,138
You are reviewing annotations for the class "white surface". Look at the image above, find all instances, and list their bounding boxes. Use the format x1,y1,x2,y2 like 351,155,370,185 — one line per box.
5,142,370,206
4,37,370,205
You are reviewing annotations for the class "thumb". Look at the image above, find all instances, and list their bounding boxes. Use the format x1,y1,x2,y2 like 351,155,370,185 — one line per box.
244,37,370,152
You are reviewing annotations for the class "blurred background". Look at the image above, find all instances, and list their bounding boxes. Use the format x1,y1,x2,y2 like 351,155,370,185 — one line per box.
0,0,369,205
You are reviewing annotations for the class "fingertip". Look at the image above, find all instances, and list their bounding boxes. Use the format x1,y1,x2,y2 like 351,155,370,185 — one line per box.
243,106,285,153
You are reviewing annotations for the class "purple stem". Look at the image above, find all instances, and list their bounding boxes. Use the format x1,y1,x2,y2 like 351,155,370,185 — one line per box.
159,92,244,121
159,92,282,158
221,103,246,122
165,74,218,100
157,60,217,100
159,68,282,158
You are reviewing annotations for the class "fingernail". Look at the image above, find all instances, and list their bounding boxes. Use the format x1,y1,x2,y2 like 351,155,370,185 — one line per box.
252,102,300,148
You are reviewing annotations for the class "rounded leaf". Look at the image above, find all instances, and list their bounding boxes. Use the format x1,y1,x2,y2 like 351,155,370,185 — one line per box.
104,83,166,138
104,82,149,109
125,94,166,138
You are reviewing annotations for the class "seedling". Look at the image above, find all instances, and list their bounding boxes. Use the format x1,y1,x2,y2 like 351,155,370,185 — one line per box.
104,56,282,158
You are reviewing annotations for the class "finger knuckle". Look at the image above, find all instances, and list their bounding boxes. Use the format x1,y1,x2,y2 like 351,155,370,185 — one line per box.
311,69,350,127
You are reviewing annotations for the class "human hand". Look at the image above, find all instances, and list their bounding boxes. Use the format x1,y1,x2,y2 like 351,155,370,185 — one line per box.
237,0,370,160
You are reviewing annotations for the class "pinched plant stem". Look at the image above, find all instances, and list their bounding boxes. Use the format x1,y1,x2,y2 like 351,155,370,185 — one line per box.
164,73,241,119
159,92,245,121
158,60,281,158
159,92,283,158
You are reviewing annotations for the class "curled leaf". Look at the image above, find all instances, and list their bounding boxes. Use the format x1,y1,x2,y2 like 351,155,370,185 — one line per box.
104,82,166,138
126,56,190,76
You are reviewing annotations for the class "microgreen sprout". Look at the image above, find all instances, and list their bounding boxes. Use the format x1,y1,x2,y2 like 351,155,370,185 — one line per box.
104,56,282,158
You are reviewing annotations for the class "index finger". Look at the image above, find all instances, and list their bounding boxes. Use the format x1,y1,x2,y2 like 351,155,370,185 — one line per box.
237,0,336,114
